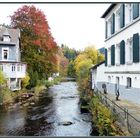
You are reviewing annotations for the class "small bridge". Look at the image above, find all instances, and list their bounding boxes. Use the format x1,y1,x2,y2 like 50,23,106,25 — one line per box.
62,77,76,81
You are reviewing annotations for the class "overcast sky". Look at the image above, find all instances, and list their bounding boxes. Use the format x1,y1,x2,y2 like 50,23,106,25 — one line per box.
0,3,110,50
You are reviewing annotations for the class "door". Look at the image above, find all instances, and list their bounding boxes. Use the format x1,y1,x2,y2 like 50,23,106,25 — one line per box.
116,77,120,92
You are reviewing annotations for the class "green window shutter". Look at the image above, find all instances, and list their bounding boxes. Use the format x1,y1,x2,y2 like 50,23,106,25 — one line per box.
133,33,139,62
111,13,115,34
111,45,115,65
120,4,125,28
105,48,107,66
105,21,108,39
133,4,139,19
120,40,125,64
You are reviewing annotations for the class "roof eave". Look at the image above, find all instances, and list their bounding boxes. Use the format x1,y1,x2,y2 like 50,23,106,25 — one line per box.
90,61,105,70
101,4,116,18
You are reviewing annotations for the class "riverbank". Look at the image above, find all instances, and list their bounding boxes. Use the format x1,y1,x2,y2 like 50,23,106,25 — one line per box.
0,76,62,109
79,87,127,136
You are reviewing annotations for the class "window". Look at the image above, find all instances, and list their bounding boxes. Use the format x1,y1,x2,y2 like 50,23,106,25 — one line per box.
129,4,133,22
120,4,125,28
116,44,120,65
111,13,115,34
108,76,111,83
111,45,115,65
120,40,125,65
126,77,132,88
4,50,8,59
17,65,20,71
12,65,16,72
2,48,9,60
126,38,133,64
133,33,139,63
125,4,133,25
107,19,111,37
115,9,121,31
105,48,108,66
133,3,139,19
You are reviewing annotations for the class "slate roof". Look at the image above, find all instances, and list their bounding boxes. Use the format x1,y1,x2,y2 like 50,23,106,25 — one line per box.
0,26,20,43
101,4,116,18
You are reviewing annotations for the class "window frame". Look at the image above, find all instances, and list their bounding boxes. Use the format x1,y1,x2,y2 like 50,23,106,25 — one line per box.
126,77,132,88
11,65,16,72
2,48,9,60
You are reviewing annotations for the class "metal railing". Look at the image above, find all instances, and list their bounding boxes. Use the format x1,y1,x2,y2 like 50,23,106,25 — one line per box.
95,90,140,136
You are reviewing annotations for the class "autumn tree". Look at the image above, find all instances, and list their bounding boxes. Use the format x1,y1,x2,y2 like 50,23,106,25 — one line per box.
10,5,58,88
56,47,69,77
74,46,104,93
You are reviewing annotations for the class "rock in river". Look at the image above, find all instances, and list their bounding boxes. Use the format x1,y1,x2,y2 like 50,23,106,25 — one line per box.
58,121,73,126
30,102,35,105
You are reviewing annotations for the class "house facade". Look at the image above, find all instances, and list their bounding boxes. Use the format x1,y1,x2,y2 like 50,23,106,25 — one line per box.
0,27,26,91
90,61,105,92
100,3,140,104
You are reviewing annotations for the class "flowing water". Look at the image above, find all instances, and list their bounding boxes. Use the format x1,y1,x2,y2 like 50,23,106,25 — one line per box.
0,81,93,137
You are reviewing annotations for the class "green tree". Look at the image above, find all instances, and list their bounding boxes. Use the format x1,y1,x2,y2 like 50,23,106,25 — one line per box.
67,61,76,78
21,73,30,88
61,44,79,61
0,70,6,88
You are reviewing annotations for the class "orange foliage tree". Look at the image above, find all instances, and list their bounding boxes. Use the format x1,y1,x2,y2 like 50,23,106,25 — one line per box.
10,5,58,87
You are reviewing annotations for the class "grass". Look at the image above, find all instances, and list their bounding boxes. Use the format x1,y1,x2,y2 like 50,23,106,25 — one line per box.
0,76,62,106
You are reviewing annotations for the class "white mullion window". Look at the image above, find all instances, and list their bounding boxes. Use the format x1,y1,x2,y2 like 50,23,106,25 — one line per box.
129,4,133,23
12,65,16,72
116,8,121,32
126,37,133,64
108,20,111,37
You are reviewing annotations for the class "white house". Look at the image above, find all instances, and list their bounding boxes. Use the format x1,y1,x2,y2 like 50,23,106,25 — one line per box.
98,3,140,104
90,61,105,92
0,26,26,91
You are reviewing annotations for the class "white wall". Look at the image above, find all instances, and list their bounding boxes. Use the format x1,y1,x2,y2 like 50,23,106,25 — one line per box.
91,68,97,89
97,63,106,83
104,4,140,89
105,73,140,88
2,63,26,78
91,63,106,90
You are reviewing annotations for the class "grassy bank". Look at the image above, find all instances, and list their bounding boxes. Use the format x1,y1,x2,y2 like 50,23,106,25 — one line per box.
0,76,62,107
79,86,123,136
88,94,118,136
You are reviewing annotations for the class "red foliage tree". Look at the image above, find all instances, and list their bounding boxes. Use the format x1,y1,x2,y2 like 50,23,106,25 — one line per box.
10,5,58,84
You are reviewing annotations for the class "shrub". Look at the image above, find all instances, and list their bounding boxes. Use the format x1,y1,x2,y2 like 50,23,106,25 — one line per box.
0,88,14,105
21,73,30,88
89,95,116,136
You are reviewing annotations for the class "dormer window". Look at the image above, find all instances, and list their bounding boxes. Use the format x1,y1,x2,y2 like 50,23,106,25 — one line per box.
3,28,11,42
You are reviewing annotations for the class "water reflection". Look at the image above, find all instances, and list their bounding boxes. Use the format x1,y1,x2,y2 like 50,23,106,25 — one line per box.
0,82,92,136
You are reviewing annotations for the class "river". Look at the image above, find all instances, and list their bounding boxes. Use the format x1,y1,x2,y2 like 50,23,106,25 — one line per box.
0,81,94,137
